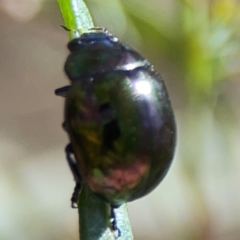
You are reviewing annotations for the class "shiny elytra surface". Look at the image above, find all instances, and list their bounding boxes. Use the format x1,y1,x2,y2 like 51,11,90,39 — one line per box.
64,30,176,207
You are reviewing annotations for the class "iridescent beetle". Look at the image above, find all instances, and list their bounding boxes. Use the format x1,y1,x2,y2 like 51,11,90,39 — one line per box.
55,28,176,235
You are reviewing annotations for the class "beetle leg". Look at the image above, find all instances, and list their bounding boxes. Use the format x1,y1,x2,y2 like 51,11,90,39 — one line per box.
55,85,71,97
65,143,82,208
70,182,81,208
110,206,121,238
62,121,68,132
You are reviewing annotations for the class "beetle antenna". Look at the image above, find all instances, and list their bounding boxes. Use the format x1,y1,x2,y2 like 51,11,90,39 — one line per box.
60,25,80,38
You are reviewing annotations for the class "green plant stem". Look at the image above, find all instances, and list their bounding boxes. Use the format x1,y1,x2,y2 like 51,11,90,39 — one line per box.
57,0,94,38
79,185,133,240
56,0,133,239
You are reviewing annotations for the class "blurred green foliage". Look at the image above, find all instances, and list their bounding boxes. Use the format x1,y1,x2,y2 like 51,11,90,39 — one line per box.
118,0,240,105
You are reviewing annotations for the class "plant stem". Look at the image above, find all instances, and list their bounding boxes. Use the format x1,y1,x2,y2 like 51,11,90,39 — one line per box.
57,0,94,38
79,185,133,240
56,1,134,239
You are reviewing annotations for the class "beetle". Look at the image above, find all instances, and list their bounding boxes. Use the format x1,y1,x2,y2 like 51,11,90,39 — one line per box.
55,28,176,235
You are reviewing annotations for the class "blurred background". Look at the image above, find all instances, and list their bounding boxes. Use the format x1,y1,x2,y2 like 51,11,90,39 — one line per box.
0,0,240,239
